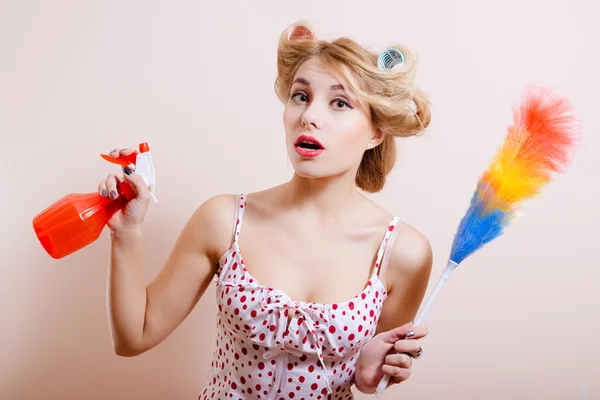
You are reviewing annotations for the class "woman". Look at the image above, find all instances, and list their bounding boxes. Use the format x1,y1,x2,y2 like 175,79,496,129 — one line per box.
100,20,434,399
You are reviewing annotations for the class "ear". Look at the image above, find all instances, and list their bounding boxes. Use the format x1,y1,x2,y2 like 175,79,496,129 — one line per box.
367,127,386,150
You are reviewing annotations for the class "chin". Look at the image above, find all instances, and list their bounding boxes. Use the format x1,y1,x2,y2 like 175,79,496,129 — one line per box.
290,163,329,179
289,160,347,181
287,148,355,179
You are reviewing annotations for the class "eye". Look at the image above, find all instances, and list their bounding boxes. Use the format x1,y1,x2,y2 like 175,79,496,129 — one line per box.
333,98,352,110
290,91,353,110
291,92,308,103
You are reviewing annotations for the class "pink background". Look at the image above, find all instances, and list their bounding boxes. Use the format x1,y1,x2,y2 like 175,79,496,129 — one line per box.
2,1,598,399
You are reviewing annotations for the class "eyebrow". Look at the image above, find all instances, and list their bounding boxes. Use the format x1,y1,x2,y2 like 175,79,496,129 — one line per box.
293,77,345,91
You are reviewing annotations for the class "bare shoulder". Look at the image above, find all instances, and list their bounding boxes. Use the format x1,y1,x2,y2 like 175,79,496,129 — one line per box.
360,196,432,285
388,222,433,282
185,193,238,264
374,220,433,333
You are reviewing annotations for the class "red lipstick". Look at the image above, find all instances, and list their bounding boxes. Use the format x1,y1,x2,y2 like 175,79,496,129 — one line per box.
294,135,325,157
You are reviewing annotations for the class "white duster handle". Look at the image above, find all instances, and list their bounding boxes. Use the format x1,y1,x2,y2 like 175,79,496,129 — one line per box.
375,259,458,394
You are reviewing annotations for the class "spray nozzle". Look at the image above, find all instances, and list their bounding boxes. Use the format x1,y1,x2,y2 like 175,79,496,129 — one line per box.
100,142,158,203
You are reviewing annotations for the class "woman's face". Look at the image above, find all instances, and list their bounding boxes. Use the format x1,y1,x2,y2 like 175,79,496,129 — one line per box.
283,57,383,181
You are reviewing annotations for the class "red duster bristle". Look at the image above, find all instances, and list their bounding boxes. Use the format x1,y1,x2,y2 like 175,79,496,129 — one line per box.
512,85,581,173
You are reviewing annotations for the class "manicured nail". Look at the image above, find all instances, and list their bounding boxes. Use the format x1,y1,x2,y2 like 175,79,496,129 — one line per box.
110,191,117,199
124,167,132,175
101,189,108,197
405,330,415,338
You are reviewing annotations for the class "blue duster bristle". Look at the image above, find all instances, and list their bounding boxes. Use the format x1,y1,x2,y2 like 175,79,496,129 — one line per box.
449,182,511,264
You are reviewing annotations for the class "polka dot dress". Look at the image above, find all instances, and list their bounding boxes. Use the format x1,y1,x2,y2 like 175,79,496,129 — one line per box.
199,194,402,400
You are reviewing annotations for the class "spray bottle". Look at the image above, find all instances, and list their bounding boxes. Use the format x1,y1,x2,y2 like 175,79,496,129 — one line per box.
32,142,157,259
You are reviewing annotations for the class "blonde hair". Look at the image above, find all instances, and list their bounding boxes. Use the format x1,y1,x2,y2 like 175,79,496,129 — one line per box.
274,20,432,192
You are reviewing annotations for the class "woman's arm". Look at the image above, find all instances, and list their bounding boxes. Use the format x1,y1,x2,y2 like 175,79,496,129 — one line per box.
107,194,235,356
375,223,433,335
354,223,433,393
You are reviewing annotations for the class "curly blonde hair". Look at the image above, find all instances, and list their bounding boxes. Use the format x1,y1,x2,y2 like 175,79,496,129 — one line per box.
274,20,432,192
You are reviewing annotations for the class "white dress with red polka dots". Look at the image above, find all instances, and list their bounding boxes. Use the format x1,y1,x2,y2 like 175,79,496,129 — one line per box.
199,194,402,400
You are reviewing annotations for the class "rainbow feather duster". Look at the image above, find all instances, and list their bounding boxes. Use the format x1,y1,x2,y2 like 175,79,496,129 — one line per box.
377,85,581,393
449,85,581,264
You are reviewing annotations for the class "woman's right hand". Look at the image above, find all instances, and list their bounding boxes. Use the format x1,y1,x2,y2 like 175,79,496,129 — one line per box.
97,148,153,233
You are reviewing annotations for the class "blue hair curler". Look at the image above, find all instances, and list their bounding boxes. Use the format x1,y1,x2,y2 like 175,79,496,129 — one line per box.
377,47,405,70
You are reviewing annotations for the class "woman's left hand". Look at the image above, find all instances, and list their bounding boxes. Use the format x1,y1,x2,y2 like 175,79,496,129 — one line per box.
354,322,428,393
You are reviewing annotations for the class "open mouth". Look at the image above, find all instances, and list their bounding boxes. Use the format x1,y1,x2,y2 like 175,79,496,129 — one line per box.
295,135,324,150
296,141,323,150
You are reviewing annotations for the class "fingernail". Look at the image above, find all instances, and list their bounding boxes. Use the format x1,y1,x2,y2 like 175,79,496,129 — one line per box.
405,330,415,338
101,189,108,197
124,167,132,175
110,191,117,199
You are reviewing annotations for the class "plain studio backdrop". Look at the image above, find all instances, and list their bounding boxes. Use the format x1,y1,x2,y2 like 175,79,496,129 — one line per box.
1,1,598,399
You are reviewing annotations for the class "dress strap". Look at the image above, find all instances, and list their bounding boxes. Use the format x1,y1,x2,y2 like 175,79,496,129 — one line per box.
374,216,403,278
233,193,247,244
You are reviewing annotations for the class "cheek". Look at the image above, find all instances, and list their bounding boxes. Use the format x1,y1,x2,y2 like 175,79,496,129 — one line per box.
338,121,371,153
283,107,299,129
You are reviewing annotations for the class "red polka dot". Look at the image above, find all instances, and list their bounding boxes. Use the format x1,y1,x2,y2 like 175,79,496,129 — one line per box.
207,217,395,399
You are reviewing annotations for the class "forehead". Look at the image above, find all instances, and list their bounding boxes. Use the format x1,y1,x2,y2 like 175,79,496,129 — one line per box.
294,57,344,86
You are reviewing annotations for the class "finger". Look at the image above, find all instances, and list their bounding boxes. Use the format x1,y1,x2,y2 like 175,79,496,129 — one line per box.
106,173,119,199
385,353,412,369
381,364,411,384
98,180,108,197
394,339,421,355
109,148,121,158
379,323,428,344
377,322,413,344
403,326,428,341
119,148,137,157
122,167,151,200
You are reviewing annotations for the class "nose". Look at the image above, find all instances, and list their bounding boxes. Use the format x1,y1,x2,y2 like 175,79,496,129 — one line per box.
301,115,319,129
301,105,322,130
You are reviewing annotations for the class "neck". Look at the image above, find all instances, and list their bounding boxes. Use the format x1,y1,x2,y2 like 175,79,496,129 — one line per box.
280,170,364,222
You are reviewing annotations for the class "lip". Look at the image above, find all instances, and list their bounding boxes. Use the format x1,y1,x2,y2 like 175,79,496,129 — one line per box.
294,135,324,149
295,146,324,157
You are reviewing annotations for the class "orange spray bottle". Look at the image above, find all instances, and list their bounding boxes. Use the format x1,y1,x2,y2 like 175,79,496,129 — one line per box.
32,142,158,259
